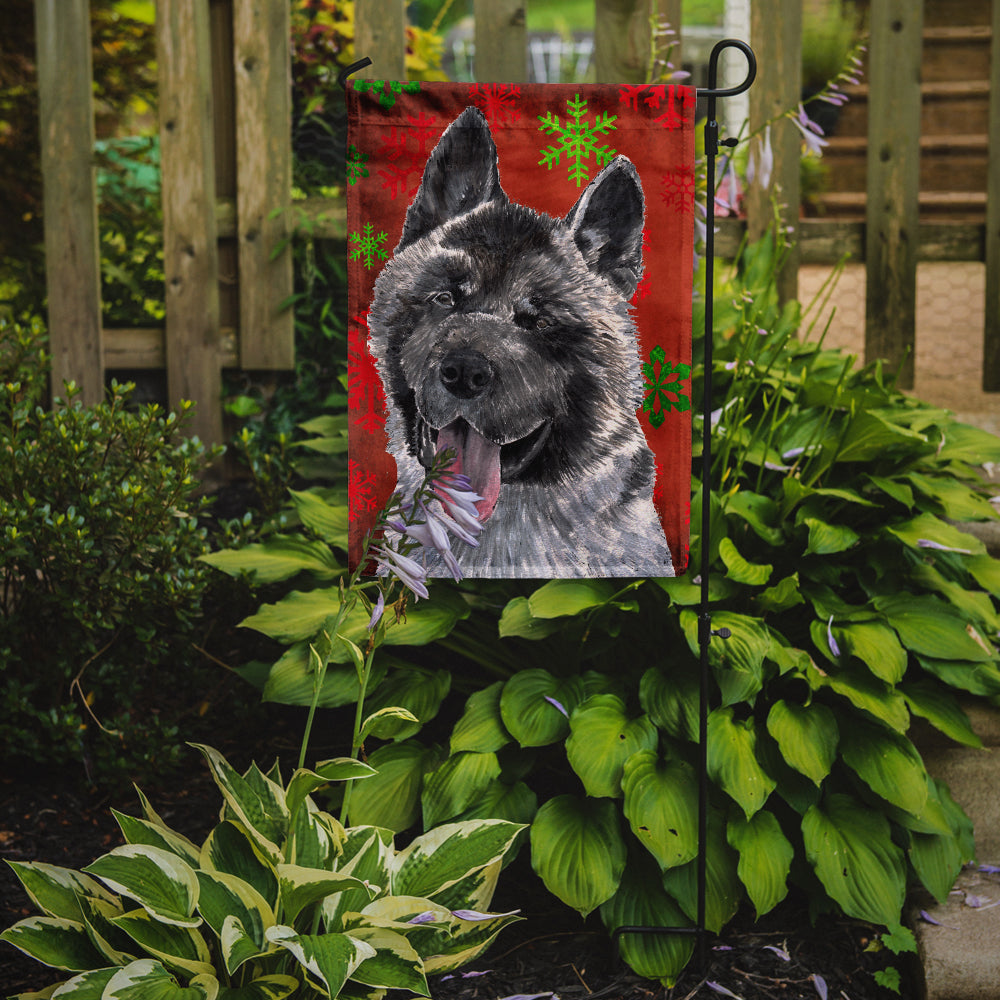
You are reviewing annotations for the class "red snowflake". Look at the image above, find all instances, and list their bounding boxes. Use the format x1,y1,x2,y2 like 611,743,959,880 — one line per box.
661,168,696,213
348,460,378,522
347,313,387,433
618,84,694,130
468,83,522,127
376,112,439,199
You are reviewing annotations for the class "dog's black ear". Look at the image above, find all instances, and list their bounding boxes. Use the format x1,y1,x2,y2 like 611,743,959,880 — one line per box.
566,156,645,299
397,106,506,250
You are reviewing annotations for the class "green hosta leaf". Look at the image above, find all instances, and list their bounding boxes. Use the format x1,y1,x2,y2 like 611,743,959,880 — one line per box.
874,594,995,662
499,670,584,747
216,975,299,1000
190,746,287,862
680,610,770,706
200,535,341,583
911,562,1000,632
288,488,349,546
565,695,658,798
285,759,376,822
530,795,626,917
755,573,804,614
765,700,838,786
835,410,927,463
450,682,511,754
103,959,218,1000
935,421,1000,464
807,660,910,732
839,718,929,816
362,667,451,740
111,908,214,977
835,621,907,684
621,751,698,870
421,751,502,828
346,926,428,994
885,512,985,556
901,680,982,748
195,871,273,974
866,474,914,509
453,779,538,827
526,578,618,617
0,916,107,971
907,472,998,521
261,643,387,709
393,820,524,900
639,664,699,742
724,490,784,545
802,793,906,926
277,865,374,925
359,706,421,742
347,740,442,832
200,822,278,910
707,708,776,818
83,846,200,928
112,812,201,868
661,810,741,933
265,926,375,998
497,597,564,639
916,655,1000,697
803,517,859,556
718,537,772,585
967,553,1000,597
727,811,793,917
5,862,118,923
909,826,965,905
599,852,694,987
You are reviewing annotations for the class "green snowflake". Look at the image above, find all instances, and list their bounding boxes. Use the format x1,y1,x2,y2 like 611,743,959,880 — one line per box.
641,345,691,428
353,79,421,109
537,94,618,187
349,223,389,269
346,144,369,185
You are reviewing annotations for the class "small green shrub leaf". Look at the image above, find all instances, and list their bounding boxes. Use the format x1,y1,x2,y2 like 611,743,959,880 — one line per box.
194,871,273,972
621,751,699,870
755,573,805,613
499,670,584,747
450,682,511,754
265,925,374,997
727,811,793,917
0,916,107,972
802,794,906,926
530,796,626,916
809,661,910,732
765,700,838,786
707,708,776,818
566,695,658,798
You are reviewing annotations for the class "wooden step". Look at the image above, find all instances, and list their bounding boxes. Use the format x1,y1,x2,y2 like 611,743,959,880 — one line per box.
813,190,987,222
922,25,993,83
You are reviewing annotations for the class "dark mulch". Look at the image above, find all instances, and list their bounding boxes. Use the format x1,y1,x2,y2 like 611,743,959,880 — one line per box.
1,752,915,1000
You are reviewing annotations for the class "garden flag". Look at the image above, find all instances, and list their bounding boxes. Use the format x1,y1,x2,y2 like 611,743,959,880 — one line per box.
347,81,696,578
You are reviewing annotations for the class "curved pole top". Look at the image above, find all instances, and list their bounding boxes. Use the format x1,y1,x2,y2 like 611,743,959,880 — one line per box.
337,57,373,90
697,39,757,100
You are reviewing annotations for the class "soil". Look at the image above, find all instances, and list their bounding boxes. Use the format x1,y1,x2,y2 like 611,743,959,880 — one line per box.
0,746,913,1000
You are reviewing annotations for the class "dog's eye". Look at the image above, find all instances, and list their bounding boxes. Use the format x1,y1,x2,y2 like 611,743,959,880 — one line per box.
534,316,550,331
433,291,455,308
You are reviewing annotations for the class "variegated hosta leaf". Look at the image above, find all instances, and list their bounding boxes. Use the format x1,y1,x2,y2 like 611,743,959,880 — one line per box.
0,916,107,971
285,760,375,824
190,745,287,863
421,906,523,975
621,751,699,871
499,669,585,747
565,695,658,799
422,859,501,916
529,795,626,917
110,908,214,978
765,700,838,786
195,871,274,974
276,864,375,925
362,667,452,741
45,966,118,997
200,822,278,910
391,820,524,901
112,810,202,868
450,681,511,754
421,751,502,829
802,793,906,926
323,829,393,931
214,974,299,1000
599,853,694,987
83,845,200,928
288,802,343,870
4,861,118,922
265,925,375,998
345,926,429,995
77,894,135,966
706,707,776,818
727,810,793,918
102,958,218,999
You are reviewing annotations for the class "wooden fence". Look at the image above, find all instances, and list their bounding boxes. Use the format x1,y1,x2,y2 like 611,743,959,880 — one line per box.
33,0,1000,446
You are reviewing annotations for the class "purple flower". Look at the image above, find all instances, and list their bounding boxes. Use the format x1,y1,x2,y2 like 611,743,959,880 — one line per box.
407,911,438,925
706,983,742,999
367,590,385,631
451,908,520,921
747,124,774,191
791,104,828,156
763,944,790,961
373,544,429,600
544,695,569,718
826,616,841,658
812,974,828,1000
917,538,973,554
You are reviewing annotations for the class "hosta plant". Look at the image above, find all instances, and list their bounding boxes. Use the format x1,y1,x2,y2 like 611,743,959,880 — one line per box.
1,744,523,999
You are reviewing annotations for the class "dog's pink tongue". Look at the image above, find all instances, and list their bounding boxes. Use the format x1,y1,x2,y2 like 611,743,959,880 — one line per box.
437,421,502,522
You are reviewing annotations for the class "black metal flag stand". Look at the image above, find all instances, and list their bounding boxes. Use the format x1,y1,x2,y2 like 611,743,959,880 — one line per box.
339,39,758,975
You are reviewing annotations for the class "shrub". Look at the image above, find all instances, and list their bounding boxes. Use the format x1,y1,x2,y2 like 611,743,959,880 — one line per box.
1,743,524,998
0,317,220,783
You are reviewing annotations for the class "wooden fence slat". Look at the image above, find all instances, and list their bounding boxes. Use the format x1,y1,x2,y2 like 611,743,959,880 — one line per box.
474,0,527,81
594,0,652,84
355,0,406,80
233,0,294,370
864,0,923,390
747,0,802,305
983,0,1000,389
34,0,103,405
157,0,223,445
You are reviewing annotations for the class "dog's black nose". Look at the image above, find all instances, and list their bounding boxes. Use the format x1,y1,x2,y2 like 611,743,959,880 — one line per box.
439,349,493,398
